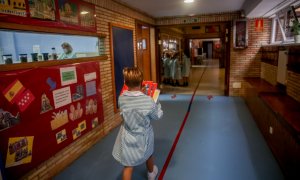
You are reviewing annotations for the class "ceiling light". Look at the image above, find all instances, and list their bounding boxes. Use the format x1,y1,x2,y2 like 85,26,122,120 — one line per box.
80,11,89,15
184,0,194,3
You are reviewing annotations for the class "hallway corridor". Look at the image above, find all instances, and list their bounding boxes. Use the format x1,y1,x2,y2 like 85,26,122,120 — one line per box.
55,95,283,180
161,59,225,96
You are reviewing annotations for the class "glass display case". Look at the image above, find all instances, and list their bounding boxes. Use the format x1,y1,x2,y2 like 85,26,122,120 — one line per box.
0,30,105,64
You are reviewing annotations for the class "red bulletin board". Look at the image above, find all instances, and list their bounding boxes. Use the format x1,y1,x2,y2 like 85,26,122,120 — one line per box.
0,61,104,179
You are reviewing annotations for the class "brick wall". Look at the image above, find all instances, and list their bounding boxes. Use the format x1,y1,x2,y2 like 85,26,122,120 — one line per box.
22,1,154,179
260,62,278,85
230,18,271,96
287,71,300,102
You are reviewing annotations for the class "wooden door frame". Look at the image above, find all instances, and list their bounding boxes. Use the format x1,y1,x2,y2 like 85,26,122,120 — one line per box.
109,23,134,112
155,22,231,96
135,20,156,81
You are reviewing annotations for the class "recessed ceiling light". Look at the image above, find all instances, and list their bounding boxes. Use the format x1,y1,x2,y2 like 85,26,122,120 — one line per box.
184,0,194,3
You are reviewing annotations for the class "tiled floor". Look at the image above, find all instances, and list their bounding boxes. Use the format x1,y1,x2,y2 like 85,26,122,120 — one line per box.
161,59,225,96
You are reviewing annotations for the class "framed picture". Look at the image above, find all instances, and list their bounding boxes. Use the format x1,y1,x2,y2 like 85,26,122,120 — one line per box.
79,3,96,28
58,0,79,25
205,25,220,33
29,0,56,20
233,19,248,49
0,0,26,17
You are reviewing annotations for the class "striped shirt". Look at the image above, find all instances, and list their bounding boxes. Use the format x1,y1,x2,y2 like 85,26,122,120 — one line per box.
112,91,163,166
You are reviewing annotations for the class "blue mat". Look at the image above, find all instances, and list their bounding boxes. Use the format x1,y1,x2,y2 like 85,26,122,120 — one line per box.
55,95,283,180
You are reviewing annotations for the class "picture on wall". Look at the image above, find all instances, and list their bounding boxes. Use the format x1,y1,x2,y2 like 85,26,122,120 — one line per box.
29,0,56,20
205,25,220,33
58,0,79,25
79,4,95,28
0,0,27,17
233,19,248,49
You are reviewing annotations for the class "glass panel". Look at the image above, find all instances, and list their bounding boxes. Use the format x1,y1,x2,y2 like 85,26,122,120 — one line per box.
275,16,284,42
0,30,104,64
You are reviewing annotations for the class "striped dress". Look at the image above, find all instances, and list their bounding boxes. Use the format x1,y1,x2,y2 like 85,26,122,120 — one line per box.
112,91,163,166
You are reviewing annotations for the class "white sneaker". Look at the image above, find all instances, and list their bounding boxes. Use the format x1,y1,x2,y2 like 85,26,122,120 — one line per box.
148,165,158,180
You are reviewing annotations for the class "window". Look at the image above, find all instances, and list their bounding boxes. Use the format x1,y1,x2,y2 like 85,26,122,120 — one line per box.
271,5,300,44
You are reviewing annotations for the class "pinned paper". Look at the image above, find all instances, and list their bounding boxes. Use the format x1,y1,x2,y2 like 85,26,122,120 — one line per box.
72,85,84,102
56,129,67,144
6,136,34,168
0,109,20,132
91,117,99,128
69,102,83,121
86,81,96,97
60,67,77,86
72,128,81,140
84,72,96,82
2,80,25,103
53,87,72,109
86,99,97,115
40,93,53,114
78,120,86,132
16,89,35,112
47,77,57,90
50,110,68,130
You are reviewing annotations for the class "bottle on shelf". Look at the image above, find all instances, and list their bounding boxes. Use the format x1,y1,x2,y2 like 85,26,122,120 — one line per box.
52,47,57,60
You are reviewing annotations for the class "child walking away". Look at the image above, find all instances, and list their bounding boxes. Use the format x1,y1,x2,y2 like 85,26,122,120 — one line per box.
112,67,163,180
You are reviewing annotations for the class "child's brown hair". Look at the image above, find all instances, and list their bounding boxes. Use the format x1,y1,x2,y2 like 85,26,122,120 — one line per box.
123,67,143,88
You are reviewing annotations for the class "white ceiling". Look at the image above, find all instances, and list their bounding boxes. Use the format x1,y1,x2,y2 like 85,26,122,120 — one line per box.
116,0,246,17
115,0,292,18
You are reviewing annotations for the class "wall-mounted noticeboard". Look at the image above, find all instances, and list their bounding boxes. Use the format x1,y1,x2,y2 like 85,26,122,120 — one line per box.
0,0,96,32
0,61,104,179
233,19,248,49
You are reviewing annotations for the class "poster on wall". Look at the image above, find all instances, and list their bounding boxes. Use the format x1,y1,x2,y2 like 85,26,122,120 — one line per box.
58,0,79,25
79,4,95,28
0,61,104,179
5,136,34,168
233,19,248,49
0,0,27,17
29,0,56,20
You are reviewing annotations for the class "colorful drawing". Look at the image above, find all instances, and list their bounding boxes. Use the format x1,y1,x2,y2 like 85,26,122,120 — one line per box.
85,98,97,115
0,0,27,17
0,109,20,131
85,81,96,97
46,77,57,90
5,136,34,168
40,93,53,114
29,0,56,20
78,120,86,132
15,89,35,112
58,0,79,25
72,85,84,101
2,80,25,104
69,102,83,121
60,66,77,86
56,129,67,144
91,117,98,128
79,4,95,28
72,127,81,140
50,110,68,130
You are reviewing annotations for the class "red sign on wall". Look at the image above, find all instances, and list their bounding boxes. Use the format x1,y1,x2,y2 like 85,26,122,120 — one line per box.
255,19,264,32
0,61,104,179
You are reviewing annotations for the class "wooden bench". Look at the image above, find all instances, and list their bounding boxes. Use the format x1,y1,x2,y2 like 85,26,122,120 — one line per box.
244,77,300,180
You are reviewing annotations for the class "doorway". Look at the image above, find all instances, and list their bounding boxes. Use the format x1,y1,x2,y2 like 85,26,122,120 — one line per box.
157,23,230,96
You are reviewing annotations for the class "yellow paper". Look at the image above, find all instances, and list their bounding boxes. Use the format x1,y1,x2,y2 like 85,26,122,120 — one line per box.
4,80,24,102
6,136,34,168
78,120,86,132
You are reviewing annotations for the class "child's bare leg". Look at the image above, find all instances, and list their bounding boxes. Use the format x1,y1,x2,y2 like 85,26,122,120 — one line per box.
123,166,133,180
146,156,154,172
